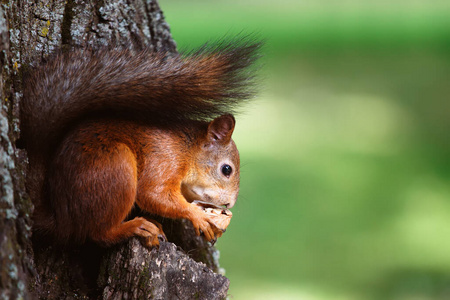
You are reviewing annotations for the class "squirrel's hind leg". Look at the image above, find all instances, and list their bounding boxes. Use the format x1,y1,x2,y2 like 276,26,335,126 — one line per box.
79,143,165,247
48,132,161,246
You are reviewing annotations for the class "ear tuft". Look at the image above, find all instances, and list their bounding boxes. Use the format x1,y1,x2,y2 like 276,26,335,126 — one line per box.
207,114,235,143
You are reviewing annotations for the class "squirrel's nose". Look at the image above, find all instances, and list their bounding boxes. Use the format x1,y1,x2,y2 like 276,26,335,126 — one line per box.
225,201,235,209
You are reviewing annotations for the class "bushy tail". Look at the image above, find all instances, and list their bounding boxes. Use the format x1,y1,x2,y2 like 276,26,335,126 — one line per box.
21,37,261,157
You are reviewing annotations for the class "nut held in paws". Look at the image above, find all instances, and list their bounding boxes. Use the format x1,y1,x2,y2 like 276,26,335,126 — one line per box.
192,201,233,232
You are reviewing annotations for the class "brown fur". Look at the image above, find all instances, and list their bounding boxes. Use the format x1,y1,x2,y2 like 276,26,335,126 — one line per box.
21,39,259,247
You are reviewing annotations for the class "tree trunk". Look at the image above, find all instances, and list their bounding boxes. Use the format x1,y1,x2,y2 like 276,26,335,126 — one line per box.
0,1,229,299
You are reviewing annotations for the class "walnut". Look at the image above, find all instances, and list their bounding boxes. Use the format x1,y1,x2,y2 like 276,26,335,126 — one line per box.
193,201,233,232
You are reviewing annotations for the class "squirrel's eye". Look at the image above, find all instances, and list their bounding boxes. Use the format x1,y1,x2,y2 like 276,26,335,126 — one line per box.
221,164,233,177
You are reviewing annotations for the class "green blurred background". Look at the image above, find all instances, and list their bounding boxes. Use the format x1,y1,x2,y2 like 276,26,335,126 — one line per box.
162,1,450,299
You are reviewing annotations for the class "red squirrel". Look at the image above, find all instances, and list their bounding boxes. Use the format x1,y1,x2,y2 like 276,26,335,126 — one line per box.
20,39,260,248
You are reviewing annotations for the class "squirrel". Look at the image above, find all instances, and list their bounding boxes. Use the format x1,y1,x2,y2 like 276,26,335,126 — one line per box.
20,38,260,248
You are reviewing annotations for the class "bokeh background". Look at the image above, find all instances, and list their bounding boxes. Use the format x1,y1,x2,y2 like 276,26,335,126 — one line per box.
163,1,450,299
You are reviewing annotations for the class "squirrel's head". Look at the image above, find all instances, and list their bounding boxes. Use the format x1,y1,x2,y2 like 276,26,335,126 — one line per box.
181,114,240,209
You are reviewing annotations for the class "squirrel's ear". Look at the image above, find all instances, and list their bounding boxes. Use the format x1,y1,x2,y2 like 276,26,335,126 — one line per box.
207,114,235,144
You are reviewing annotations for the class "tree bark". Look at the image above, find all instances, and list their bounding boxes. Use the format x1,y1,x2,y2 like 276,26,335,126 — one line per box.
0,1,229,299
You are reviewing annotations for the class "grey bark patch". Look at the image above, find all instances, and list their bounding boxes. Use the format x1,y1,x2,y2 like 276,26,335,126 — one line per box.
100,239,229,300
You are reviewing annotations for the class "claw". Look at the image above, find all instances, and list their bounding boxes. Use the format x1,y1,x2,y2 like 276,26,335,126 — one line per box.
158,234,166,242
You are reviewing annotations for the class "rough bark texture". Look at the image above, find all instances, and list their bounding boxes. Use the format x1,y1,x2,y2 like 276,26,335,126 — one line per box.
1,4,35,299
99,239,229,300
1,0,229,299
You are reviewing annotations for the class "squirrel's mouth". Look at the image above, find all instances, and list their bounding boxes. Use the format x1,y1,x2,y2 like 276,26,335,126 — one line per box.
180,183,200,203
185,190,228,209
181,183,230,209
192,200,229,210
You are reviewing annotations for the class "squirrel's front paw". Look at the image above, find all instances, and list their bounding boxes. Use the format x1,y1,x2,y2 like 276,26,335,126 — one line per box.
188,204,223,242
